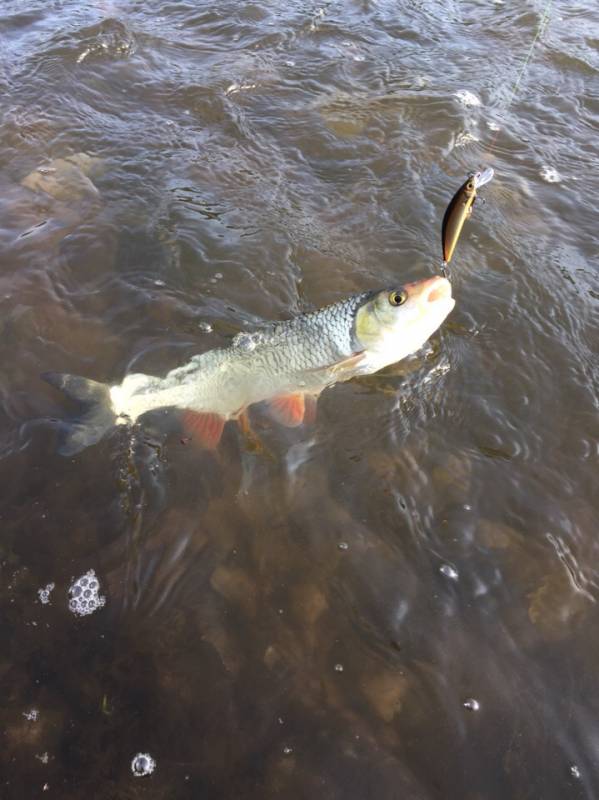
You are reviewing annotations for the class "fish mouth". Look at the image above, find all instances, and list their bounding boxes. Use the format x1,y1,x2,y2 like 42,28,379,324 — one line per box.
426,277,452,304
405,275,453,304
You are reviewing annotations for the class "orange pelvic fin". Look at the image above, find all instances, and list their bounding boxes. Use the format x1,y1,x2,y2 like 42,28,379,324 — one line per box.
267,393,306,427
182,411,225,449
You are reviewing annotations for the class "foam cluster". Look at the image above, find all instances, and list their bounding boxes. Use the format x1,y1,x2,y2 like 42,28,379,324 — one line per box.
38,582,55,605
68,570,106,617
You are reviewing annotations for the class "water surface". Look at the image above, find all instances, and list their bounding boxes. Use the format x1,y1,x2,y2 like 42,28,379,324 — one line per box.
1,1,598,798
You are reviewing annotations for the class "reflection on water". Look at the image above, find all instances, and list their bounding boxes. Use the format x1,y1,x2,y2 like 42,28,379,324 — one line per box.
1,0,598,798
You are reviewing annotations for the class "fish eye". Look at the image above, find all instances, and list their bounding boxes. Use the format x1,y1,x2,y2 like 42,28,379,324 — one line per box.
389,290,407,306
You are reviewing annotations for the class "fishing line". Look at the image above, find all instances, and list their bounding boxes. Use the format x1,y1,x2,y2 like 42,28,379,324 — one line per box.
487,0,554,150
439,0,554,277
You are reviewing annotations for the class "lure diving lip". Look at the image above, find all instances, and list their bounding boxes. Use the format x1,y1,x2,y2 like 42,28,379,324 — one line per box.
441,167,494,264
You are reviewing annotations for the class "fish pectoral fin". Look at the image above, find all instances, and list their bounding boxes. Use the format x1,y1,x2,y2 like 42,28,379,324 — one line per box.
182,411,225,449
324,350,367,375
267,393,306,427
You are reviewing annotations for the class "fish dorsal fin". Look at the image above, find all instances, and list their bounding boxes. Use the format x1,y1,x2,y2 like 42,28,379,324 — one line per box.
267,393,306,427
182,411,225,449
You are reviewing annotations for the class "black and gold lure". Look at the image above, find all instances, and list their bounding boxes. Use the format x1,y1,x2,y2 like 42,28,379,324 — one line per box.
440,167,494,275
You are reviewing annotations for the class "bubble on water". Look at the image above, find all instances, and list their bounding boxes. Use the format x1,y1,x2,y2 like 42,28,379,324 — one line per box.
282,746,293,755
462,697,480,711
68,569,106,617
37,583,55,605
36,752,49,764
131,752,156,777
198,321,213,333
440,564,459,580
334,663,344,673
23,708,39,721
540,165,562,183
338,542,349,551
569,764,581,780
232,332,257,352
454,131,480,148
454,89,481,107
154,279,166,287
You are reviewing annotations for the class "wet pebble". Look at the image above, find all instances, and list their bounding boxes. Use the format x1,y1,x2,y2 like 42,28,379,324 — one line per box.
337,541,349,551
68,569,106,617
131,752,156,777
198,321,213,333
282,746,293,755
432,453,472,500
362,671,408,722
334,663,344,673
462,698,480,711
21,153,102,201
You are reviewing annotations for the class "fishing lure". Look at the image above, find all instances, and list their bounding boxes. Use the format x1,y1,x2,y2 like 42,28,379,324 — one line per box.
441,167,494,267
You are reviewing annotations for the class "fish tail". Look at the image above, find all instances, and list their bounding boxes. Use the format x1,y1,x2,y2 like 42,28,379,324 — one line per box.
43,371,119,456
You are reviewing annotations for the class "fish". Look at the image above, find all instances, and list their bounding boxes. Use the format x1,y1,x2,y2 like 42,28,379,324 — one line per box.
43,275,455,455
441,167,494,264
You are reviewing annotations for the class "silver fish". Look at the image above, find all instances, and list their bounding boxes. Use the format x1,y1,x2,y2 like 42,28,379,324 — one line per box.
44,275,454,454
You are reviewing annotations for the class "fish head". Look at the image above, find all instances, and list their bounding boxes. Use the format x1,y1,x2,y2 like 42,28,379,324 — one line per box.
354,276,455,366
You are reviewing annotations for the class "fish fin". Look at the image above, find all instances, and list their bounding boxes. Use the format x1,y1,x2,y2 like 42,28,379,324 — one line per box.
42,371,116,456
326,351,367,375
267,393,306,427
303,395,318,425
182,411,225,449
236,410,252,436
236,410,268,455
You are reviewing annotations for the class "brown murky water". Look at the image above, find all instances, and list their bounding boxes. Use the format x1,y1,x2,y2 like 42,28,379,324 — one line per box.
1,1,598,797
